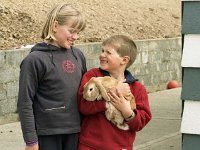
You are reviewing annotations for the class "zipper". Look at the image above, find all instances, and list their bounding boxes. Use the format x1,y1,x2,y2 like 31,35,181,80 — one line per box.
44,106,66,111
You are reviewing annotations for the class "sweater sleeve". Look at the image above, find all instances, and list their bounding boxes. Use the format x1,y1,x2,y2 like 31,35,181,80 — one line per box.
78,72,106,115
126,82,152,131
17,54,44,144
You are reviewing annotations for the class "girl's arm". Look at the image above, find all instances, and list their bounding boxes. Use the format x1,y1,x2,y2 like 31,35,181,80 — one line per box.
25,143,39,150
17,54,44,146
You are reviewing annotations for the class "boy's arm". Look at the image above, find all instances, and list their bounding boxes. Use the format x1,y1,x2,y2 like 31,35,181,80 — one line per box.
78,73,106,115
126,82,152,131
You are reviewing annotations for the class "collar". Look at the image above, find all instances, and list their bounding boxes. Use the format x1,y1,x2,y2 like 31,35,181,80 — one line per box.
99,68,138,84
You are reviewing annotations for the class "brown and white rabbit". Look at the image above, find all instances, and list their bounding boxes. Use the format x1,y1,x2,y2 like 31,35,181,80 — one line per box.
83,76,136,130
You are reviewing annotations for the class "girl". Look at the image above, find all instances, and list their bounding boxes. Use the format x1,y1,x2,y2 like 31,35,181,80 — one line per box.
17,3,86,150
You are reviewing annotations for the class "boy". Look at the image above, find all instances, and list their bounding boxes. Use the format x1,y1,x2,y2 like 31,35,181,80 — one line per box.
78,35,152,150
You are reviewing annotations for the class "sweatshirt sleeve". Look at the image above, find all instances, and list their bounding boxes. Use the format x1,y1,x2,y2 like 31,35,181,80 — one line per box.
126,82,152,131
17,54,44,144
78,72,106,115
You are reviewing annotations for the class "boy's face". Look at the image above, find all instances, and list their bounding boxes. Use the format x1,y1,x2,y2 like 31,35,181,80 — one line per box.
99,45,124,72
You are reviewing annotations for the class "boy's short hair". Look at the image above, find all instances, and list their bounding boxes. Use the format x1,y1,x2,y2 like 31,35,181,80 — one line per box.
102,35,137,68
41,3,86,41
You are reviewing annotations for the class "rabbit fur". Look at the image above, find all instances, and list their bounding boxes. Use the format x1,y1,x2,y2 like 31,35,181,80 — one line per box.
83,76,136,130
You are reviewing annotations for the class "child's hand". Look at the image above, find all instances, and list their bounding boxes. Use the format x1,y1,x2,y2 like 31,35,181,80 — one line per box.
108,89,133,119
25,144,39,150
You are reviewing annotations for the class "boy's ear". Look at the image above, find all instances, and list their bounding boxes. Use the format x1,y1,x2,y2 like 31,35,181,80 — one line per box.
121,56,130,65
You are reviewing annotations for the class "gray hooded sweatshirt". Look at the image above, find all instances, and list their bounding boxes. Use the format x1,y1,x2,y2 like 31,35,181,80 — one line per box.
17,42,87,144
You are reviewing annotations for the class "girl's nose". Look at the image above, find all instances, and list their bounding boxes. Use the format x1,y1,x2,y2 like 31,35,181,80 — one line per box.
72,33,79,40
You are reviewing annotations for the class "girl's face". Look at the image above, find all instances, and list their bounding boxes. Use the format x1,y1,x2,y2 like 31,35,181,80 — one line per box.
53,21,80,49
99,45,124,72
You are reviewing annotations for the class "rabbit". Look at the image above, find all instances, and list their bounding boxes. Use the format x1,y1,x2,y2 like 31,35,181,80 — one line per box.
83,76,136,130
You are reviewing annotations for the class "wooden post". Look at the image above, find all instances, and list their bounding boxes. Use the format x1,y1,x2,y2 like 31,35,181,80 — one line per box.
181,1,200,150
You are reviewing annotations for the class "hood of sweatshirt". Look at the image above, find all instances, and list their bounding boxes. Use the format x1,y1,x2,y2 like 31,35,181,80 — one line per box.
31,42,67,52
31,42,78,65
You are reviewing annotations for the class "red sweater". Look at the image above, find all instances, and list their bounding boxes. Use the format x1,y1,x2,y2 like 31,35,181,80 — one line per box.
78,68,152,150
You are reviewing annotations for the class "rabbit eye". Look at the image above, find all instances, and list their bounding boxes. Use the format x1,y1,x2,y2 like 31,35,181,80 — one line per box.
89,88,93,91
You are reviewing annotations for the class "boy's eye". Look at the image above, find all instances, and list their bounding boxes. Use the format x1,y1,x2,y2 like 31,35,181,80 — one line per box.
106,50,112,54
101,49,112,54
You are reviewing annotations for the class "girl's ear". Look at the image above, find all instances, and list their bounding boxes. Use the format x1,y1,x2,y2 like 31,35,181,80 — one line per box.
53,20,59,33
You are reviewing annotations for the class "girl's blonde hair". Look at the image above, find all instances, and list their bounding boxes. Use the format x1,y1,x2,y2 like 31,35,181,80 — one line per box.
102,35,137,68
41,3,86,41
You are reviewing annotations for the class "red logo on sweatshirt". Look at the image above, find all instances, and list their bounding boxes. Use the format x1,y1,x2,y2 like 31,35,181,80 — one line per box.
62,60,75,73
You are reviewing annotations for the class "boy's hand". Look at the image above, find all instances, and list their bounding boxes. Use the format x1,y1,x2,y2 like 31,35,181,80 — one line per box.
116,82,131,97
108,89,133,118
25,143,39,150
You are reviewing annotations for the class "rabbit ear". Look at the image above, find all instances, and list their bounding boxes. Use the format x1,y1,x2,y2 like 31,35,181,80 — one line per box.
84,77,96,88
94,78,110,101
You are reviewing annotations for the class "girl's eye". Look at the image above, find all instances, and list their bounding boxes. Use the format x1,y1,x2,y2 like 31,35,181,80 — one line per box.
68,28,79,34
69,29,75,34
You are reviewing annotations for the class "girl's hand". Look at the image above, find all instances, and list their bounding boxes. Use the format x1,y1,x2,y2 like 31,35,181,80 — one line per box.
108,89,133,119
25,143,39,150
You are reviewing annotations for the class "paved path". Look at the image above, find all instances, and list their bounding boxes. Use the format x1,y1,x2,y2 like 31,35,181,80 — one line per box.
134,88,182,150
0,88,182,150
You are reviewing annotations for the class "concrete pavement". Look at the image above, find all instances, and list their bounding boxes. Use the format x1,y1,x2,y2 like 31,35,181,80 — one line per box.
0,88,182,150
134,88,182,150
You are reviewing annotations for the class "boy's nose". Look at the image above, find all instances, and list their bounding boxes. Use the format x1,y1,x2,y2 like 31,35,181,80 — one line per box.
100,52,105,57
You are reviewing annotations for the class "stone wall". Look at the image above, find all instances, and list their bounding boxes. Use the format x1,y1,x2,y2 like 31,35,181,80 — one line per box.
0,37,181,123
